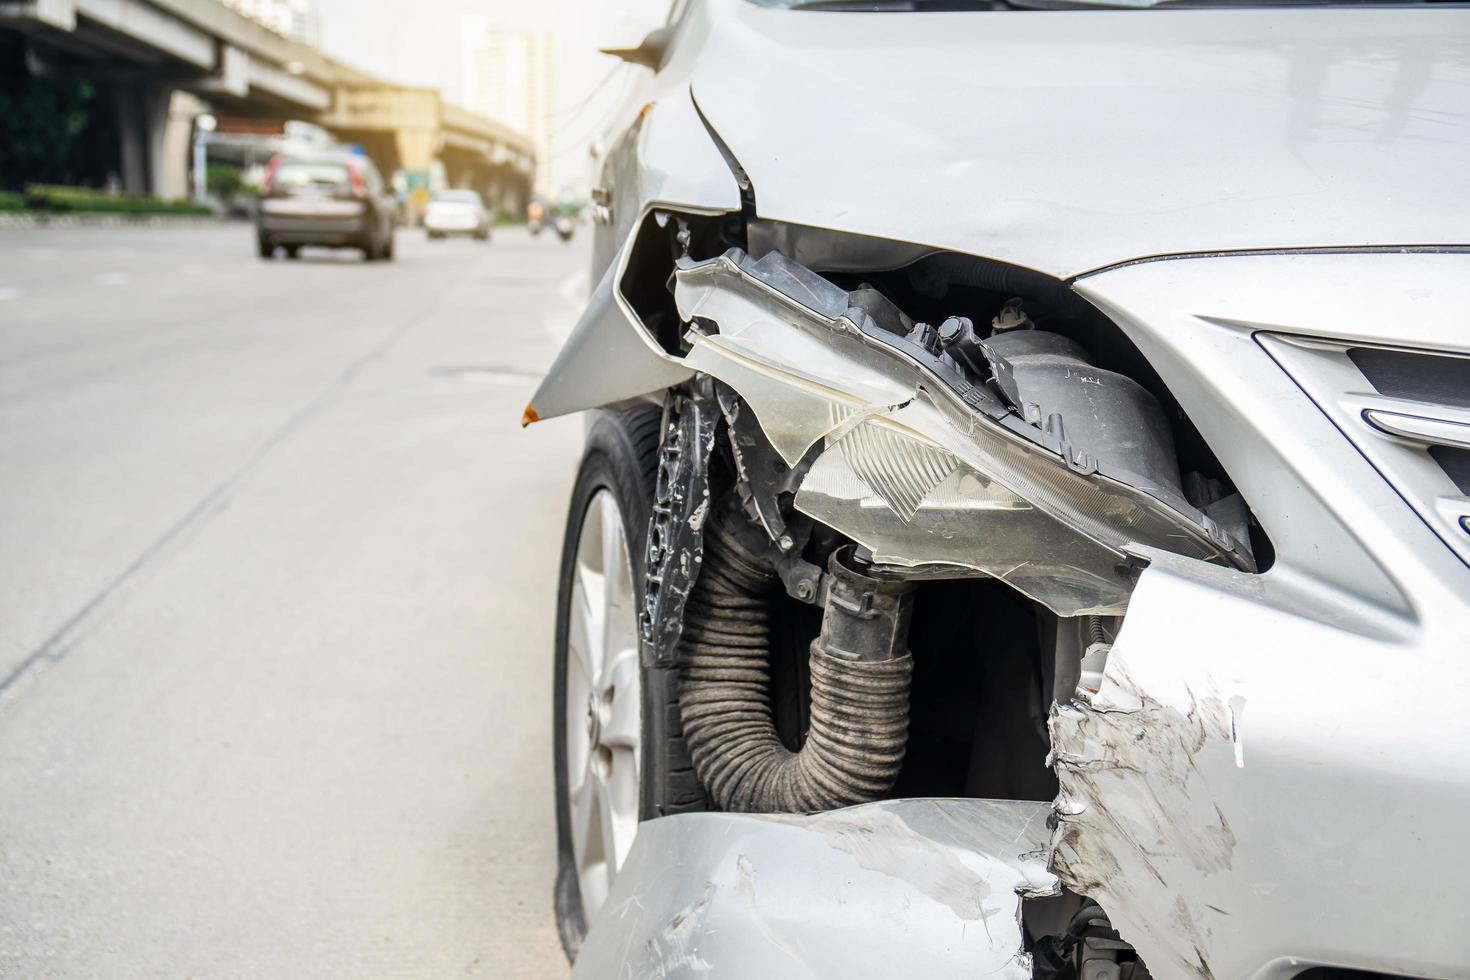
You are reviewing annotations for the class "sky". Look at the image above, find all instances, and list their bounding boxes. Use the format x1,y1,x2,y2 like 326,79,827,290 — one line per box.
309,0,671,193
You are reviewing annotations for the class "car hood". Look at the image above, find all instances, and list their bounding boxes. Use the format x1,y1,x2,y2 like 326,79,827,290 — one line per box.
689,2,1470,278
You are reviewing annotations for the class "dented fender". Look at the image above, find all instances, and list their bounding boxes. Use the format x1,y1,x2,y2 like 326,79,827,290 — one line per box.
527,245,694,423
528,83,739,423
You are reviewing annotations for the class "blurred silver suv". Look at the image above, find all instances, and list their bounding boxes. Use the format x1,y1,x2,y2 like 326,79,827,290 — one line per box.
255,151,396,262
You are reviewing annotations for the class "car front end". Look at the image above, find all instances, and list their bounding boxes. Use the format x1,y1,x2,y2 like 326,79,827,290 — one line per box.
526,1,1470,976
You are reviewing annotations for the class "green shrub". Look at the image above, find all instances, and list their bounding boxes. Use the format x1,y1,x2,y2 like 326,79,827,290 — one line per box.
206,162,242,199
24,184,213,216
0,190,25,211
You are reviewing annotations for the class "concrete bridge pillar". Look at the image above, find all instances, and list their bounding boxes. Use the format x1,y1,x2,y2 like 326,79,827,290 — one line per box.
394,127,436,225
113,80,173,197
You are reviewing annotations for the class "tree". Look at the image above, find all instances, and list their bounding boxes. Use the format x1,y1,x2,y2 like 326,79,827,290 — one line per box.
0,35,115,191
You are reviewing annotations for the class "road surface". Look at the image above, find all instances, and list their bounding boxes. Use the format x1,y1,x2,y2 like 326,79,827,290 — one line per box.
0,224,587,977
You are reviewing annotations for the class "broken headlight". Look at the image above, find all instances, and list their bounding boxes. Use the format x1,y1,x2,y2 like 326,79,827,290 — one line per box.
675,249,1253,617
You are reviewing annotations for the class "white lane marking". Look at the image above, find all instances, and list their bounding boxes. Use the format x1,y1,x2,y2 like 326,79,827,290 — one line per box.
0,287,19,301
97,272,131,286
542,315,576,346
558,269,589,305
544,268,590,345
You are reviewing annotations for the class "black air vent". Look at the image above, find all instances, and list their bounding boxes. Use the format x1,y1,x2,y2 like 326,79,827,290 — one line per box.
1430,446,1470,495
1348,347,1470,410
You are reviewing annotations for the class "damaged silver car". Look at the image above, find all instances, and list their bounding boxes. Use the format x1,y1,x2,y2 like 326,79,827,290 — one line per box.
524,0,1470,976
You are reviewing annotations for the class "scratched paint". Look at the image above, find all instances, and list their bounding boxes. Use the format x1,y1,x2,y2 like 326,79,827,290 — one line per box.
1047,654,1240,980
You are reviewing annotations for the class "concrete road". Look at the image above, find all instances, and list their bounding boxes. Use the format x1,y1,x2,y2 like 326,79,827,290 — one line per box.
0,224,587,977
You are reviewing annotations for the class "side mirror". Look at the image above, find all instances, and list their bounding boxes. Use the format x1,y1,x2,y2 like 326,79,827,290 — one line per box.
599,25,672,72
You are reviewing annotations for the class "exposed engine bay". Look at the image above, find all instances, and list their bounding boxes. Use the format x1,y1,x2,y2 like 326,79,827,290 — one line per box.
608,210,1275,977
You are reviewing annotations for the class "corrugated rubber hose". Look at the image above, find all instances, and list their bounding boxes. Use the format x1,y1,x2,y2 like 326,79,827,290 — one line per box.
678,510,915,813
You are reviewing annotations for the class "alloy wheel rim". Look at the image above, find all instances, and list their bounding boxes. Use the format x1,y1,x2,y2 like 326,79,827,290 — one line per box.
565,488,642,924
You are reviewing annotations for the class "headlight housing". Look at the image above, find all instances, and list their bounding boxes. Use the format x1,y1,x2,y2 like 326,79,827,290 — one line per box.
676,249,1253,617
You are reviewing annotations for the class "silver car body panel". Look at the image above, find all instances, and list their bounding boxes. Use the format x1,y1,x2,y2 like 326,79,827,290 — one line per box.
1047,251,1470,979
528,243,694,422
537,0,1470,425
528,83,737,422
1051,550,1470,980
570,798,1057,980
1073,250,1470,616
688,1,1470,278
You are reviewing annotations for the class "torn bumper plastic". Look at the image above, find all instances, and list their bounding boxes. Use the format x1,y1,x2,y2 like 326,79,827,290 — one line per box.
571,798,1056,979
1048,554,1470,980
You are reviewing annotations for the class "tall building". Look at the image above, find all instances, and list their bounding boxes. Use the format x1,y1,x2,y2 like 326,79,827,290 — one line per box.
223,0,321,47
462,27,554,195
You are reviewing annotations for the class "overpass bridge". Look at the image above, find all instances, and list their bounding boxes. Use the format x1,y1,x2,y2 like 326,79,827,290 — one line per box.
0,0,536,211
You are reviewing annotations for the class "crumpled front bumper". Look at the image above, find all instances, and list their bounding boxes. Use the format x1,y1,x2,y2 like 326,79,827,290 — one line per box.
575,559,1470,980
572,799,1056,979
1051,554,1470,980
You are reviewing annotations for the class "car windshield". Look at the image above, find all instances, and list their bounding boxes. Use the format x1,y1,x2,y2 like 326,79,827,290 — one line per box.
433,191,480,205
764,0,1443,9
273,161,350,188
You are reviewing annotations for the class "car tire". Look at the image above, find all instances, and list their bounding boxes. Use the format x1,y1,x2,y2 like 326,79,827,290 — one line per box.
257,236,273,259
554,405,692,960
382,233,395,261
284,246,300,260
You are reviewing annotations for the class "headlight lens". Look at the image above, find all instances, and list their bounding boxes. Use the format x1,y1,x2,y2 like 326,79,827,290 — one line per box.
677,249,1251,617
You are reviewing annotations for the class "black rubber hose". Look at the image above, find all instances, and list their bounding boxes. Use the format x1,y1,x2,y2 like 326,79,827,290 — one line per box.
678,512,915,813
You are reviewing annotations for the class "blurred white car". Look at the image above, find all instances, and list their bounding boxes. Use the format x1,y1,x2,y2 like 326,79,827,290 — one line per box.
424,190,491,241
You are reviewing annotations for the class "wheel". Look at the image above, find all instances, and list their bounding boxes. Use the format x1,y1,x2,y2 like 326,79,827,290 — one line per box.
554,406,669,958
257,235,273,259
382,232,395,261
284,246,300,260
362,234,379,261
427,231,443,241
